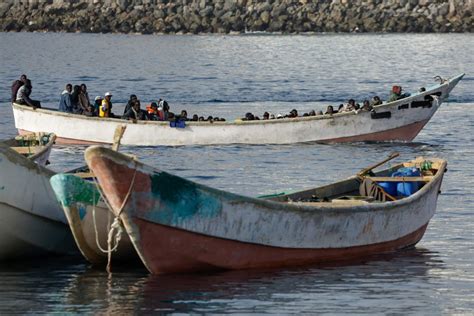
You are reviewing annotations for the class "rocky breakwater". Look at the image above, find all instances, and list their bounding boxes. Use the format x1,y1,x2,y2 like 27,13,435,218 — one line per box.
0,0,472,34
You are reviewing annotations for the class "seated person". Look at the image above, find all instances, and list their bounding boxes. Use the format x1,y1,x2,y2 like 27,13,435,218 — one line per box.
388,85,410,102
124,94,138,115
16,79,41,109
191,114,198,121
59,84,72,112
123,100,148,121
308,110,316,116
325,105,334,115
11,74,27,103
146,102,159,120
371,95,382,106
99,92,114,118
288,109,298,118
179,110,188,121
263,112,270,120
360,100,372,111
344,99,357,112
92,96,102,116
243,112,255,121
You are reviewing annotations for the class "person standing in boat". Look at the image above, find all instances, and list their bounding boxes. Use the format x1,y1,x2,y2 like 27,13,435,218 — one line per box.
16,79,41,109
78,84,93,116
58,83,73,112
99,92,114,118
11,74,27,103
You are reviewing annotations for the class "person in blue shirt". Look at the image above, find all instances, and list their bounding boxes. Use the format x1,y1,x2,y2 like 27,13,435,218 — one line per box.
58,84,72,112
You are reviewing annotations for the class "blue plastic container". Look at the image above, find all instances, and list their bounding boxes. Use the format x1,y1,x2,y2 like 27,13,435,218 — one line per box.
378,181,398,196
392,167,421,197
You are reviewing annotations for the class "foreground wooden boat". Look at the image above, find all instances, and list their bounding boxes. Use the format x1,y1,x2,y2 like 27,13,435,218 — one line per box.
85,146,447,274
49,173,138,265
13,74,464,146
2,132,56,166
0,142,78,260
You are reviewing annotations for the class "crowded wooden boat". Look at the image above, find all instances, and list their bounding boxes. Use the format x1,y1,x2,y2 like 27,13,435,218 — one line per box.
85,145,447,274
12,73,464,146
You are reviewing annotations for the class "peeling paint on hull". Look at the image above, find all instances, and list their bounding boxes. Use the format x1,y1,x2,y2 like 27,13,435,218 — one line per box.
133,219,429,274
86,146,446,274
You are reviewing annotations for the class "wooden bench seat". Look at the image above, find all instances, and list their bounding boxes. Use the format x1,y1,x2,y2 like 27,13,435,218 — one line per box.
11,146,42,154
366,176,433,182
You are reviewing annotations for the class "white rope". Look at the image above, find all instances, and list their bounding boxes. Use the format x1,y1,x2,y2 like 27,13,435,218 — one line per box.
90,162,139,274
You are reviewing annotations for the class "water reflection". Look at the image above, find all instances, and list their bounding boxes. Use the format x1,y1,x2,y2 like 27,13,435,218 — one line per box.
28,248,444,314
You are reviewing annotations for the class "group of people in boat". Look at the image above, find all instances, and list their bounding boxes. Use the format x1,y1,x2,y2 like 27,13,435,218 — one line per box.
241,95,386,121
56,84,225,123
11,74,413,123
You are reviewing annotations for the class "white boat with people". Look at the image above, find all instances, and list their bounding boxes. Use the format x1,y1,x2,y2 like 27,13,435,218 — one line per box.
12,74,464,146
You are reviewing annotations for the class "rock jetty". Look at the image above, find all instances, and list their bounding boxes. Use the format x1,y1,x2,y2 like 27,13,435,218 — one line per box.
0,0,472,34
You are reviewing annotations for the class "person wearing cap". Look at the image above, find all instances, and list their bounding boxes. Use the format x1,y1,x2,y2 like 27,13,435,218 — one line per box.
92,96,103,116
99,92,113,117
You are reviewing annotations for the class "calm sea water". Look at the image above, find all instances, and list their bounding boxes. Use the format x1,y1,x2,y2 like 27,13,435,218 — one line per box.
0,33,473,314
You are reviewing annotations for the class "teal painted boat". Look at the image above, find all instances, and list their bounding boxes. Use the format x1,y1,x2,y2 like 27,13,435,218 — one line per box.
50,173,139,265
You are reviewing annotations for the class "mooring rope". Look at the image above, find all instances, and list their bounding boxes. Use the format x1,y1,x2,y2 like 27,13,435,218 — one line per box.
91,161,139,274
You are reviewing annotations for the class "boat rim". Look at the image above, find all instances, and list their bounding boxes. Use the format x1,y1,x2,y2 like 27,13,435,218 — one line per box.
85,145,447,215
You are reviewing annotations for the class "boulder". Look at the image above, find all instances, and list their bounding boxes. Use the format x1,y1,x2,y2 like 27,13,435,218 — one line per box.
260,10,270,24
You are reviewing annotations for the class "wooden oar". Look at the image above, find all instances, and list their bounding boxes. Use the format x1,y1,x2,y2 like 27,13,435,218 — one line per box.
358,152,400,178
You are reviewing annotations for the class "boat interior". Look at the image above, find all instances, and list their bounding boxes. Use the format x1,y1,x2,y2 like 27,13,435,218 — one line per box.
263,158,445,206
3,133,54,158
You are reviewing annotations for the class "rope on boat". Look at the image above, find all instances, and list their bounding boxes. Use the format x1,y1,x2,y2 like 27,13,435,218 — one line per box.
91,161,139,274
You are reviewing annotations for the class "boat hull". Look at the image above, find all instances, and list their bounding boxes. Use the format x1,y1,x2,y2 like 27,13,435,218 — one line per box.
0,202,76,259
50,174,139,265
130,219,428,273
13,74,464,146
0,143,78,260
85,146,446,274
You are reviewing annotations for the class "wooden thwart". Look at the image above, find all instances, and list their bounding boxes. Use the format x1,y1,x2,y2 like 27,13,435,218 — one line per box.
368,176,433,182
11,146,42,154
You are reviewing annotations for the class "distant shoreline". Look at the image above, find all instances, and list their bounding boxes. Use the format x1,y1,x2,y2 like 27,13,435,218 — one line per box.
0,0,472,34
